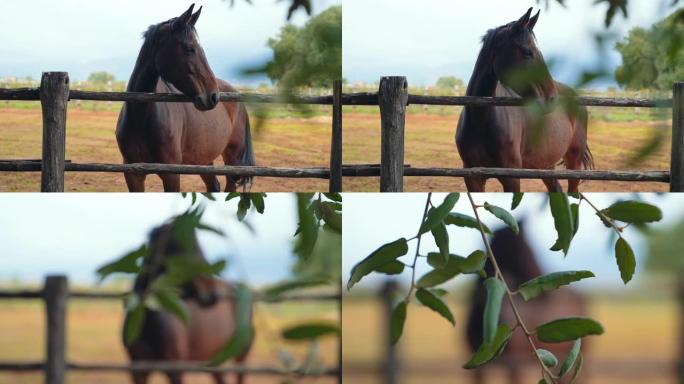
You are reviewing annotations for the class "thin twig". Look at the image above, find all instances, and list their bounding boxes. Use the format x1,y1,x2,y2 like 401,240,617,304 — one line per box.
466,192,558,383
405,193,432,302
580,193,623,238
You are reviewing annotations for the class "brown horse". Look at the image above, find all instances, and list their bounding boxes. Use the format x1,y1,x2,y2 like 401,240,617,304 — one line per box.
116,4,255,192
125,221,253,384
456,8,593,193
466,224,589,384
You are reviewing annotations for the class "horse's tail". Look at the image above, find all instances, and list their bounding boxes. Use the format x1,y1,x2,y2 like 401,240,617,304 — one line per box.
578,105,595,170
233,105,256,188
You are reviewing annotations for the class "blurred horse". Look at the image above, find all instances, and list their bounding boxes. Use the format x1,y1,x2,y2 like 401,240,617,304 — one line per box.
125,221,253,384
116,4,255,192
465,224,588,384
456,8,593,192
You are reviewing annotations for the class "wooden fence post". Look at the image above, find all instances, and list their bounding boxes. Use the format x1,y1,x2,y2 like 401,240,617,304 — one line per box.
329,80,343,193
671,82,684,192
44,275,68,384
678,279,684,384
40,72,70,192
379,76,408,192
380,281,399,384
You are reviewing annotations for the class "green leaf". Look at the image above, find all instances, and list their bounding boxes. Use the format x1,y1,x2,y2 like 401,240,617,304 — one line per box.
421,250,485,287
323,192,342,202
559,339,582,377
347,238,408,290
225,192,240,201
261,278,330,299
615,237,636,284
431,222,450,264
536,317,604,343
600,201,663,224
154,289,190,325
415,288,455,326
282,322,339,340
483,278,506,344
569,353,584,384
418,193,459,235
536,349,558,368
209,285,253,365
460,250,486,274
484,203,519,235
549,193,574,255
390,301,407,345
571,203,580,236
374,261,405,275
96,245,147,281
250,193,265,214
123,303,145,345
293,194,318,260
511,193,524,210
463,324,513,369
444,212,492,234
237,195,251,221
320,202,342,233
517,271,595,301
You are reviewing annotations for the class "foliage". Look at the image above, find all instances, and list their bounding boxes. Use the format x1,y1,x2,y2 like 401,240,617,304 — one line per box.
252,6,341,89
615,9,684,90
434,76,464,91
87,71,116,85
346,192,663,384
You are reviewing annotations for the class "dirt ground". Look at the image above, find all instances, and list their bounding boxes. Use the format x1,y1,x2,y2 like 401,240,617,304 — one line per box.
0,107,333,192
342,110,672,192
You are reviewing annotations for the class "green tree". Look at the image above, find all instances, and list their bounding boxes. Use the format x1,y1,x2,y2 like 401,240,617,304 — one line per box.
87,71,116,84
435,76,464,91
259,6,341,89
615,9,684,90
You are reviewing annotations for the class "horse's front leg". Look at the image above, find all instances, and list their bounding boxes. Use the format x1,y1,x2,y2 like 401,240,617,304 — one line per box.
160,174,181,192
124,173,147,192
465,177,487,192
498,177,521,193
542,178,563,192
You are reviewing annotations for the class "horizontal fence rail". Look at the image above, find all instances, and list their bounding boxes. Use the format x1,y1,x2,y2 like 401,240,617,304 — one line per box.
0,275,341,383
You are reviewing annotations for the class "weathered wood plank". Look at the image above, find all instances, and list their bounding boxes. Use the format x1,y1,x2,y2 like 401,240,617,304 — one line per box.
379,77,408,192
68,90,334,105
0,88,40,100
44,276,68,384
39,72,69,192
329,80,343,192
671,82,684,191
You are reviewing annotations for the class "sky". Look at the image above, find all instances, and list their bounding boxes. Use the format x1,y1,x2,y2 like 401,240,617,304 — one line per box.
0,0,341,85
0,193,303,286
343,0,682,88
343,193,683,293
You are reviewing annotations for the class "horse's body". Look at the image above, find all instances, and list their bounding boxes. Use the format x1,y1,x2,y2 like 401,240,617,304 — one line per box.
456,8,592,193
466,225,588,384
116,4,254,193
125,222,253,384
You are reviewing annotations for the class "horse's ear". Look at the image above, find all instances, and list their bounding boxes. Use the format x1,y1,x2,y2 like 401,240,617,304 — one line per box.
528,10,540,30
172,4,195,31
189,6,202,27
514,7,533,31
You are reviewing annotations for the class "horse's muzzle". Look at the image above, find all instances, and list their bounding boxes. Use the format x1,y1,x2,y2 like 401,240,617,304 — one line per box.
193,91,219,111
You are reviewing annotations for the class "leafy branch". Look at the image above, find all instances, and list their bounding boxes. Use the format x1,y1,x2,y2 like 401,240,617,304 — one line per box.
346,193,663,383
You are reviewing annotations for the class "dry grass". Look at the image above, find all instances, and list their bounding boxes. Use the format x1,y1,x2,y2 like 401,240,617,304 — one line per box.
0,300,338,384
0,107,333,192
342,110,671,192
342,295,678,384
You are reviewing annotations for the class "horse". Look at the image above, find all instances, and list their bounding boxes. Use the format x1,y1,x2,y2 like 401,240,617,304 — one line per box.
125,221,253,384
465,224,589,384
116,4,255,192
456,8,593,193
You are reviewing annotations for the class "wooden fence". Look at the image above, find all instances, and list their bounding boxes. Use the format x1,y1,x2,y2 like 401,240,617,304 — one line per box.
0,275,342,384
0,72,343,192
1,73,682,192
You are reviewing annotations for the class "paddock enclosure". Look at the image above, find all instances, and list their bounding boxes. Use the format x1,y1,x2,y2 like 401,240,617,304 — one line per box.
2,74,683,192
0,275,342,384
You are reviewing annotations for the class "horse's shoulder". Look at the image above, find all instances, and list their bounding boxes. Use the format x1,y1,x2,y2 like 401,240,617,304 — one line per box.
216,78,238,93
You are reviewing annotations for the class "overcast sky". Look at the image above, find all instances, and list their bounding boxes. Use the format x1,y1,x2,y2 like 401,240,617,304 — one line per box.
0,0,340,85
0,194,302,286
343,193,683,293
343,0,682,88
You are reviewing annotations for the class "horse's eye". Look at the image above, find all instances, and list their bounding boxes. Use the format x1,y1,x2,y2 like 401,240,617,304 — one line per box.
184,47,196,55
521,47,533,58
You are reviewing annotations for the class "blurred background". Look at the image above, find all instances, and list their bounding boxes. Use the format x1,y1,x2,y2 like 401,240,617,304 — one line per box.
342,193,684,384
0,193,341,384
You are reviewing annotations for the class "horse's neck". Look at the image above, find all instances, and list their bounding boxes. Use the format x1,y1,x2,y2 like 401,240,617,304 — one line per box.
127,60,159,94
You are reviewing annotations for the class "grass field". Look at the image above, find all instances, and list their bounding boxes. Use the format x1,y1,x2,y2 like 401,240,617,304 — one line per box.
343,294,679,384
0,104,333,192
0,299,339,384
342,106,672,192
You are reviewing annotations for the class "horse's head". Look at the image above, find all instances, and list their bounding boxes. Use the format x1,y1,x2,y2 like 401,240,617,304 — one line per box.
487,220,542,288
484,8,555,99
147,4,220,111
